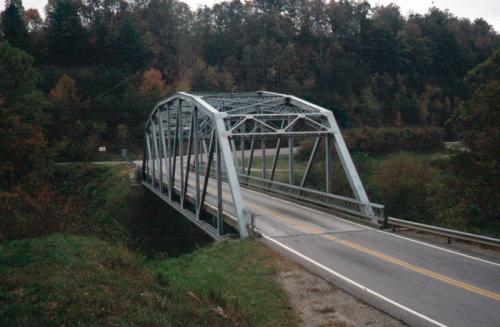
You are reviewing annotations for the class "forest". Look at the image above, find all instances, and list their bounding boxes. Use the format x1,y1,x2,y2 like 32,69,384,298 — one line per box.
0,0,499,239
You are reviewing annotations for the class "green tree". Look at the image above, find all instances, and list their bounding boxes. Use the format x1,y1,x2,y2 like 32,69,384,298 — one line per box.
0,41,53,190
190,57,235,92
0,41,48,122
47,0,88,65
0,1,29,51
116,16,146,72
451,49,500,232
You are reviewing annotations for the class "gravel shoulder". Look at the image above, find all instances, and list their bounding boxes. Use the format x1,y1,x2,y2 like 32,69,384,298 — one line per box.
263,242,406,327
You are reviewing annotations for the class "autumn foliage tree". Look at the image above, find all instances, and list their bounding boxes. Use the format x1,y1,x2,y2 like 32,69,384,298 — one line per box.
49,74,80,105
0,41,52,188
0,111,52,190
373,153,437,222
138,68,168,98
0,41,55,239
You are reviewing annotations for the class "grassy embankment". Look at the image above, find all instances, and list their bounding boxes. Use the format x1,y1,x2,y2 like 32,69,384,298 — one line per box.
0,164,297,326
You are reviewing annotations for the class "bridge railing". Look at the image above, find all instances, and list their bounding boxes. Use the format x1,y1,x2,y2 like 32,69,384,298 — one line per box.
201,165,384,224
239,174,384,223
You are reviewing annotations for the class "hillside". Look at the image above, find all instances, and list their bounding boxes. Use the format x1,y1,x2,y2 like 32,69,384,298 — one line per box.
0,234,296,326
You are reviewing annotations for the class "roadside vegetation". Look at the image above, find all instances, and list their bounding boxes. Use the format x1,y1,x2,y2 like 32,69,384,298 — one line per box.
0,233,295,326
0,0,498,323
0,164,297,326
300,147,499,237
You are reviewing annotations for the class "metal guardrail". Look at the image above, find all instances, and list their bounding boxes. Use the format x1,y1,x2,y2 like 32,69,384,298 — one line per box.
200,164,385,224
238,174,384,222
388,217,500,248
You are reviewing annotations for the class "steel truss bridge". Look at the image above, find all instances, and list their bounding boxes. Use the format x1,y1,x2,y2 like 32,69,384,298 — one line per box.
141,92,500,327
141,91,383,239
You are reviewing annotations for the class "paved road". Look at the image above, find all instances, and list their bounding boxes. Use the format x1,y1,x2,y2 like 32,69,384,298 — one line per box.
146,163,500,327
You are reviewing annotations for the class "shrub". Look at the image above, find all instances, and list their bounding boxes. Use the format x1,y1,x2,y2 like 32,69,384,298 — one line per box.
372,153,437,222
345,127,444,155
0,187,75,241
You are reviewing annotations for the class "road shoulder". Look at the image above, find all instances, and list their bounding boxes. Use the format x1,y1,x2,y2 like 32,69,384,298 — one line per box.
263,241,406,327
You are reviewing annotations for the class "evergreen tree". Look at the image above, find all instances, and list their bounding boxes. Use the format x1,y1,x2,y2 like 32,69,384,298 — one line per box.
47,0,87,66
0,2,29,51
116,16,146,72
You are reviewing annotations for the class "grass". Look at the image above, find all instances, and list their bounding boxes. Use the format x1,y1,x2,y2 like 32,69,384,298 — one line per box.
0,235,296,327
51,163,135,243
0,164,298,326
150,239,296,327
0,234,156,326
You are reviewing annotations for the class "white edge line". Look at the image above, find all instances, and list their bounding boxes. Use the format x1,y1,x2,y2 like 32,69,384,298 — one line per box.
259,231,448,327
377,229,500,268
243,186,500,268
159,167,500,268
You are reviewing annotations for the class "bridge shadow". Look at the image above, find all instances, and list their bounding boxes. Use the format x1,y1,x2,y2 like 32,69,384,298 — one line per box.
130,188,213,258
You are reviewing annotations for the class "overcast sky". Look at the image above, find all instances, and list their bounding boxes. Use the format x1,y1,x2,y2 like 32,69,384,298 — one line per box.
3,0,500,31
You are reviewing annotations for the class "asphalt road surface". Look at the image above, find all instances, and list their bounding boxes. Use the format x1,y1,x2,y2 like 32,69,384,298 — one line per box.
148,164,500,327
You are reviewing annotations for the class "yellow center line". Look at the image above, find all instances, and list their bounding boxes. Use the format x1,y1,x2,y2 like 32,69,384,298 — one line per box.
184,176,500,302
331,238,500,302
262,211,500,302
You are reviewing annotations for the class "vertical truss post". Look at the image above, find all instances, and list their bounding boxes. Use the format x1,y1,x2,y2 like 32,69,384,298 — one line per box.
262,127,266,179
142,132,147,181
151,120,162,189
147,129,155,186
158,112,168,194
300,136,321,188
325,134,331,193
167,105,173,200
270,137,281,181
231,138,238,167
288,121,294,184
216,139,224,235
199,130,215,215
240,124,245,173
171,108,178,196
178,99,184,208
247,137,255,176
146,133,154,182
183,110,195,201
202,140,208,163
194,107,201,215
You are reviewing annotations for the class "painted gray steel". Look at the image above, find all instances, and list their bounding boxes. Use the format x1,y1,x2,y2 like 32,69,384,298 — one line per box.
142,91,383,238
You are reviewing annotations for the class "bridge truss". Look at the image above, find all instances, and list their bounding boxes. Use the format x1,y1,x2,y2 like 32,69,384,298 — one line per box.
142,91,384,239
